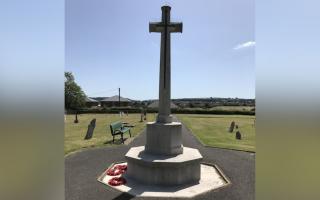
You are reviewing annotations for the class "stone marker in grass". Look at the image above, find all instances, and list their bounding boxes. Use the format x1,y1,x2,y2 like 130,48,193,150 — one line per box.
236,130,242,140
229,121,235,132
84,118,96,140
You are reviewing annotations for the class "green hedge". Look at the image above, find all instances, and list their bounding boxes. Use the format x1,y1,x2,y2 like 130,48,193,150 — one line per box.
171,108,254,115
68,107,255,115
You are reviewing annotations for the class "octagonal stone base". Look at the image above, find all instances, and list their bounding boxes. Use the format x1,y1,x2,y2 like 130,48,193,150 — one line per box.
145,122,183,155
98,162,230,198
125,146,202,185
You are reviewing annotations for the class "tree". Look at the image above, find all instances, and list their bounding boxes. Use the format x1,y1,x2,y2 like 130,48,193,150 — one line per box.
65,72,86,111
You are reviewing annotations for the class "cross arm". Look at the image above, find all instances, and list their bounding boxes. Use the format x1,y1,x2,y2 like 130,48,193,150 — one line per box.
168,22,183,33
149,22,183,33
149,22,164,33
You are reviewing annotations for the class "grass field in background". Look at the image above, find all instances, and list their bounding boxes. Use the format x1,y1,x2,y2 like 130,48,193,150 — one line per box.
208,106,254,111
177,114,255,152
64,113,156,155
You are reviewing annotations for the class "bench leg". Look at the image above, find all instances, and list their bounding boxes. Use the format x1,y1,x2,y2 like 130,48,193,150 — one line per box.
112,135,114,143
129,130,131,137
121,134,124,144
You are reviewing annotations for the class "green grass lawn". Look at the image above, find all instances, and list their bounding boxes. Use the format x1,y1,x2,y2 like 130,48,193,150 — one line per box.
64,113,156,155
177,114,255,152
65,113,255,155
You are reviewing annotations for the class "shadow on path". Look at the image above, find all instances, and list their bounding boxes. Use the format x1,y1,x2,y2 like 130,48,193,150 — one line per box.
112,193,135,200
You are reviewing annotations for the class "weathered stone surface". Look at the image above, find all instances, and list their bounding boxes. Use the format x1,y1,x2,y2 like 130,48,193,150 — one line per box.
125,146,202,185
145,122,183,155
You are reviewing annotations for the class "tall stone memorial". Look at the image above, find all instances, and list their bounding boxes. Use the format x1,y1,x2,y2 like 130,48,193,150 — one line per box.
125,6,203,186
98,6,229,197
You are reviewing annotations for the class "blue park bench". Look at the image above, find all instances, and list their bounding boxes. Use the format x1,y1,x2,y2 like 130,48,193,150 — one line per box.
109,121,132,144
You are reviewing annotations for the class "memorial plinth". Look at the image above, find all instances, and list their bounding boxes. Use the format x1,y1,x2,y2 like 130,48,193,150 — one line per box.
125,146,202,185
126,120,202,185
145,122,183,155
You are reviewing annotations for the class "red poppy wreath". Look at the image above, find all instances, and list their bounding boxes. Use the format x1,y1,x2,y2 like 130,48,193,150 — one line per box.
106,164,127,176
108,177,127,186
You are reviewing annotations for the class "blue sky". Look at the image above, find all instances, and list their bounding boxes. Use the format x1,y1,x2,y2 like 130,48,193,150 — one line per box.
66,0,254,100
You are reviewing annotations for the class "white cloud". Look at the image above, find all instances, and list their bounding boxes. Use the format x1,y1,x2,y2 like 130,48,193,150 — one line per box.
233,41,255,50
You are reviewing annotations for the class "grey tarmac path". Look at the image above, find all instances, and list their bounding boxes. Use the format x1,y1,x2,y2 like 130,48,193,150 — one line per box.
65,117,255,200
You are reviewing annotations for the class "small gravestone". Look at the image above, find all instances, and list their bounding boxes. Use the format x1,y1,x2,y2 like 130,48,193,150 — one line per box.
229,121,235,132
84,119,96,140
236,131,241,140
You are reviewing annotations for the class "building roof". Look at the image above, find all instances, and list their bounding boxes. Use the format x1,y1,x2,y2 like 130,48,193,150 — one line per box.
101,95,131,102
148,100,178,108
85,97,99,102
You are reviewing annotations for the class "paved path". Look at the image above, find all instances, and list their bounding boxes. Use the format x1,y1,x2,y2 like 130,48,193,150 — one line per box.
65,119,255,200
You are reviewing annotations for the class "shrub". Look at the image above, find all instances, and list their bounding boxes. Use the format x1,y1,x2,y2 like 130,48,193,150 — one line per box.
67,107,255,115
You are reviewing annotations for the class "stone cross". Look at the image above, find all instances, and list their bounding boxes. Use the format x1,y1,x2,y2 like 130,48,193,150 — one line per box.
149,6,182,123
124,6,202,187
